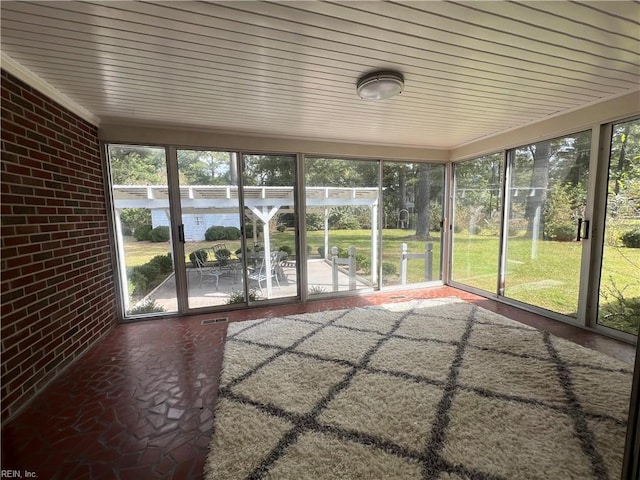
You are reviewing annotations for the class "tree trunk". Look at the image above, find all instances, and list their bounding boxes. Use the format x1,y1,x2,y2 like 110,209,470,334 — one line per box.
614,125,630,195
525,142,550,236
415,163,431,238
398,164,407,228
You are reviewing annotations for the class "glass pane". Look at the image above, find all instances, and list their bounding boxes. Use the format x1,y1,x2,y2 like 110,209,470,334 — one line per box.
504,131,591,316
242,154,298,303
598,119,640,335
107,145,178,316
451,153,503,292
178,150,243,308
304,158,379,296
382,162,445,287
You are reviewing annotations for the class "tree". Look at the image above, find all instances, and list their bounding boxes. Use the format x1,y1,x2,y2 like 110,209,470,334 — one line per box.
415,163,432,238
178,150,233,185
108,145,166,185
243,155,295,186
524,142,550,236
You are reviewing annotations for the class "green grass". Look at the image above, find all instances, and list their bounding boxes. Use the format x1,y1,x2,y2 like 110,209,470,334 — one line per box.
123,236,241,267
452,232,640,334
298,229,442,285
122,230,639,335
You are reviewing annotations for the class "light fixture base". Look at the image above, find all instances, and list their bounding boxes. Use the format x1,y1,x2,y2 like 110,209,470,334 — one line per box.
356,71,404,101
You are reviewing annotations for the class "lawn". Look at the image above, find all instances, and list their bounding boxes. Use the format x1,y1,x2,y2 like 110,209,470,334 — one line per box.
121,230,638,334
452,232,639,334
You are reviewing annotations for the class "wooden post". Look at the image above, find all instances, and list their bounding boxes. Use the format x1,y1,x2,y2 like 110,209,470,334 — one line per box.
348,246,356,290
401,243,408,285
425,242,433,281
331,246,339,292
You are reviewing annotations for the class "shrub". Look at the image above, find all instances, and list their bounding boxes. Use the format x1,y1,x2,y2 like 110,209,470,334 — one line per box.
469,225,482,235
382,262,397,277
227,288,261,304
318,246,326,258
137,262,160,279
543,183,583,241
329,207,361,230
355,252,371,273
305,213,324,231
129,268,150,295
148,254,173,274
278,245,293,256
150,226,170,242
224,226,241,240
277,224,286,233
134,224,153,241
189,249,208,266
205,225,226,241
121,208,152,238
129,262,160,294
309,285,328,295
547,224,575,242
621,229,640,248
128,299,166,315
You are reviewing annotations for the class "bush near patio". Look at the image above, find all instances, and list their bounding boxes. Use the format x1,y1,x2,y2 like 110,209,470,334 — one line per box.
205,225,241,241
134,223,153,241
128,253,173,296
150,226,170,242
621,229,640,248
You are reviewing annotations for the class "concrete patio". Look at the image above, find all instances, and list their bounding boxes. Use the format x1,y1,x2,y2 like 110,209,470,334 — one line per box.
145,258,372,311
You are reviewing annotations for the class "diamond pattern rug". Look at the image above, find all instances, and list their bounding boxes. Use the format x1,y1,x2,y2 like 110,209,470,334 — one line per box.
205,298,633,480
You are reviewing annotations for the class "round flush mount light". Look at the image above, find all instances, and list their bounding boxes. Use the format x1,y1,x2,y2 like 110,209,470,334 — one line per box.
356,71,404,100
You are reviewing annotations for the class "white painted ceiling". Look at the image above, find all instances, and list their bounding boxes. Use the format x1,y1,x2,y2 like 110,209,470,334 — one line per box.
1,1,639,148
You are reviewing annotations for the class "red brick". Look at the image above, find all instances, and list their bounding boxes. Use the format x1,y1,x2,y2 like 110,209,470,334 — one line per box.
1,70,117,423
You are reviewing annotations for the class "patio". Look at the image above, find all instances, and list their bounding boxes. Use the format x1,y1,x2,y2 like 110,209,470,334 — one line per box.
145,258,372,311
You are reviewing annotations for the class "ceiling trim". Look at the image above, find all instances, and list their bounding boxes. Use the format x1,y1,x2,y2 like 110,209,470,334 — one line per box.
98,122,450,162
1,53,100,126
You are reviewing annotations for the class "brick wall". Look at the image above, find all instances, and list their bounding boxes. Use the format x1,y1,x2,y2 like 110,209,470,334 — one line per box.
1,70,117,424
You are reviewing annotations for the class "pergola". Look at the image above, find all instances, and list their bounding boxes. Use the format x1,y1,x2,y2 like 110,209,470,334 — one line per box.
112,185,379,300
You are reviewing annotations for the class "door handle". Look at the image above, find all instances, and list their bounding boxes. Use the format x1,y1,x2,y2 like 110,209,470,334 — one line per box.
576,218,590,241
582,219,590,240
178,224,185,243
576,218,583,241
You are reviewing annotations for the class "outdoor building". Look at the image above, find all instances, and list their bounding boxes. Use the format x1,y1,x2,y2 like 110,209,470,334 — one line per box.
1,1,639,478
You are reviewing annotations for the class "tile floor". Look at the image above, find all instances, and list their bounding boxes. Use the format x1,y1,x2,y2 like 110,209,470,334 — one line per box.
1,287,635,479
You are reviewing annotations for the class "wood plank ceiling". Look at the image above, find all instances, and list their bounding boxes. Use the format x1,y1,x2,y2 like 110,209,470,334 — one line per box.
1,1,639,148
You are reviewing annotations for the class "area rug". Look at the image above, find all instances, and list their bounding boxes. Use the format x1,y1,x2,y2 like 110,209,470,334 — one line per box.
205,298,633,480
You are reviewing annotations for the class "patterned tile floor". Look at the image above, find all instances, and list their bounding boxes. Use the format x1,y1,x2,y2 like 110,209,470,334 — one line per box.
1,287,635,479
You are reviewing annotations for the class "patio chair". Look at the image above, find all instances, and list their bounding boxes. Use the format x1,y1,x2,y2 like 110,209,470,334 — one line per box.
212,244,240,283
193,254,221,290
247,251,282,292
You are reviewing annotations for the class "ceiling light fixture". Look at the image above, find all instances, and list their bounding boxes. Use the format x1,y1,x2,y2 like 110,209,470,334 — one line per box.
356,71,404,100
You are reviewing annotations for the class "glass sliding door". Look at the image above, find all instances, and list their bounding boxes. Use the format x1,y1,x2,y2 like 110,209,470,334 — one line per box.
503,131,591,316
177,150,243,309
304,157,379,296
242,154,298,304
597,118,640,335
382,162,445,287
107,145,178,317
451,153,503,292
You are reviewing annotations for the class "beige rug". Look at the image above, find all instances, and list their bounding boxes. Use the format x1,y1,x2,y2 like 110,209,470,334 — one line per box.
205,298,633,480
